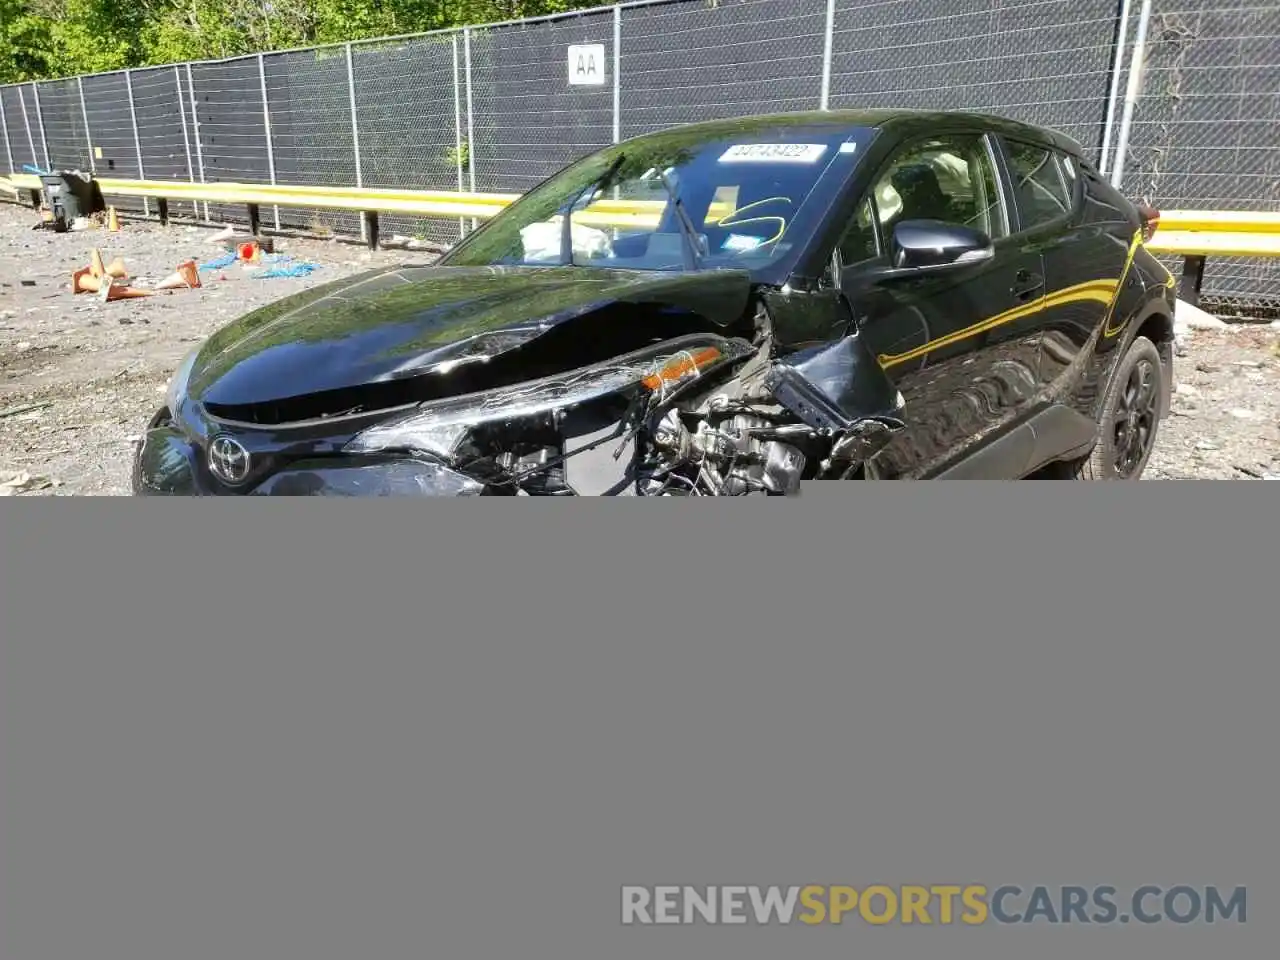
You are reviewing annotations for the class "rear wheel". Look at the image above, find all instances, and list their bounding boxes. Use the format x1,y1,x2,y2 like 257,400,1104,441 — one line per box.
1055,335,1166,481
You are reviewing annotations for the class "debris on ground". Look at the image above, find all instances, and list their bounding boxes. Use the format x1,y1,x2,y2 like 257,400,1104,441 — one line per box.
0,468,54,495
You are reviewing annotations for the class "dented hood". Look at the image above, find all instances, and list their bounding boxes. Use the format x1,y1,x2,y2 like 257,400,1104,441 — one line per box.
186,264,752,408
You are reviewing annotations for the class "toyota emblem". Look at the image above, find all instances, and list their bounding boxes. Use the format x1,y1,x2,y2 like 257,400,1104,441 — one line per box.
208,436,251,485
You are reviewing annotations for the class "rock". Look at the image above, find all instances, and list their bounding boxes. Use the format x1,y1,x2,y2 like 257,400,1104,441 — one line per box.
1175,383,1201,398
15,341,33,352
1228,408,1259,420
1174,301,1227,333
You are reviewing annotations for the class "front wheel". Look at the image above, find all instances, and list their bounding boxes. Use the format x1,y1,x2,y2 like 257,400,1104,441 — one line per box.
1055,335,1167,480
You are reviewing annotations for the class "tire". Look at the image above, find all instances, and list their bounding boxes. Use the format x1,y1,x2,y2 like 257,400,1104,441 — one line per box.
1056,335,1167,481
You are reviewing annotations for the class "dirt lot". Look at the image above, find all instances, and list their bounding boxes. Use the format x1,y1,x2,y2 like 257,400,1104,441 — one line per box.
1,201,1277,493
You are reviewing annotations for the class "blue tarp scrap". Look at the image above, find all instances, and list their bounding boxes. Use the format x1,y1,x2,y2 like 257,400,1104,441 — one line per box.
252,255,321,279
198,252,238,271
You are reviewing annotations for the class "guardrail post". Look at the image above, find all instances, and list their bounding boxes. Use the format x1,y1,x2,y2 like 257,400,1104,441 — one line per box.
257,53,280,231
76,77,95,173
185,64,210,222
0,92,15,176
819,0,836,110
345,42,367,246
175,65,195,221
30,83,51,171
453,33,466,239
123,70,150,217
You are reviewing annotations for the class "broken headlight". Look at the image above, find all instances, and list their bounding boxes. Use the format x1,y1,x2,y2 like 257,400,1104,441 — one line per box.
344,333,754,461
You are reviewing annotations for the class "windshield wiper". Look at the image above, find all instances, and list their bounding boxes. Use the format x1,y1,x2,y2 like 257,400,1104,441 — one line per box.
654,168,704,272
561,153,626,267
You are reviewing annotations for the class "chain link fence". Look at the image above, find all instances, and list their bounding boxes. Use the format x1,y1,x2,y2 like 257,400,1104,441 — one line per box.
2,0,1276,309
1113,0,1280,317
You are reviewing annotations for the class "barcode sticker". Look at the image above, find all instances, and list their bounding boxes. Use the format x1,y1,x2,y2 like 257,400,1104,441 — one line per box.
718,143,828,164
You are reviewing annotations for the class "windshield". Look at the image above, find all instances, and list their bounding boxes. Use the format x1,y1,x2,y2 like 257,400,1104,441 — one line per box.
443,123,877,276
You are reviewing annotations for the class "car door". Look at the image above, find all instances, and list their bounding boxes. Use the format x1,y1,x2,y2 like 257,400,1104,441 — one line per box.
836,131,1046,479
1000,140,1138,409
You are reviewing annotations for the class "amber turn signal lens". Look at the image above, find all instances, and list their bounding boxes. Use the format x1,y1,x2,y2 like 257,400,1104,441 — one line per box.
641,346,723,392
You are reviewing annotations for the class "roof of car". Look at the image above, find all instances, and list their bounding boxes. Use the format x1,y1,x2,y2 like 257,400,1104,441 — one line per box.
632,109,1086,158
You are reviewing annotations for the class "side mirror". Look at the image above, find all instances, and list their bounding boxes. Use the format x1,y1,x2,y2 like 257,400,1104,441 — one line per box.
844,219,994,287
890,219,994,269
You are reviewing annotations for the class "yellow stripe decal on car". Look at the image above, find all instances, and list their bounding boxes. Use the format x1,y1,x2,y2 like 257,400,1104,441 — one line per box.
878,279,1119,369
878,229,1148,370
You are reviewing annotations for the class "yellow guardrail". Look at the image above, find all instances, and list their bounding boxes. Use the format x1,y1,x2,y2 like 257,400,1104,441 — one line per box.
6,171,1276,303
1143,209,1280,306
1,172,734,240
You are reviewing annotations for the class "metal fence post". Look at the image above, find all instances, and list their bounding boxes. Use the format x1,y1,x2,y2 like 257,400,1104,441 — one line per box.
29,82,51,170
1110,0,1155,190
17,85,38,170
819,0,836,110
0,92,15,174
464,27,477,232
123,70,150,216
175,65,196,218
258,53,280,230
345,42,366,244
612,6,622,143
184,63,210,221
452,33,466,239
76,77,95,173
464,27,476,194
1099,0,1135,173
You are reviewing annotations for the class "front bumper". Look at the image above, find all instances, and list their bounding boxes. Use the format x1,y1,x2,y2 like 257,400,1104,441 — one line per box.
132,423,485,497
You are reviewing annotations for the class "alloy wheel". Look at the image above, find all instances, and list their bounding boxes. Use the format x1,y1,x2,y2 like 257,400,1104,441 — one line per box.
1112,357,1159,477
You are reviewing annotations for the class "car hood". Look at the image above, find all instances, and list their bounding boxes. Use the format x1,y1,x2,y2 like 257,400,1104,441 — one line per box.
185,264,753,409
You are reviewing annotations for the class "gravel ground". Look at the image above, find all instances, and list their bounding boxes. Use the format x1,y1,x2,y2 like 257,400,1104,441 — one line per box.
1,200,1277,494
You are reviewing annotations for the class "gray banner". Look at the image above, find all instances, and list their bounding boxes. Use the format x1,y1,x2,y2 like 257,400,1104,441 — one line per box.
2,488,1275,960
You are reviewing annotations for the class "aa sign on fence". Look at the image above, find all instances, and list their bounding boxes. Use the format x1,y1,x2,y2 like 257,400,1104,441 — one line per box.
568,44,607,86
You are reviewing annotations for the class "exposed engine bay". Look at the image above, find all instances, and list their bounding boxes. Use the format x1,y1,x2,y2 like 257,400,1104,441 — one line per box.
341,316,907,496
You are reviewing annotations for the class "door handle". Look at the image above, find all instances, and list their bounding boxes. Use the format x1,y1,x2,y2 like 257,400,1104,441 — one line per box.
1011,270,1044,302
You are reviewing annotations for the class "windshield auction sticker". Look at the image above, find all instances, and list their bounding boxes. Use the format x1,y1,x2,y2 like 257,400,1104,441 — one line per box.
718,143,828,164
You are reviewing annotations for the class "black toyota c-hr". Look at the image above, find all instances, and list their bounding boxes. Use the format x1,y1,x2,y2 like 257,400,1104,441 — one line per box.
135,109,1175,495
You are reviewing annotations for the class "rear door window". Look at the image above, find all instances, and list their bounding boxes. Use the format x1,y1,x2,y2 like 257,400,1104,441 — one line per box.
1004,139,1073,229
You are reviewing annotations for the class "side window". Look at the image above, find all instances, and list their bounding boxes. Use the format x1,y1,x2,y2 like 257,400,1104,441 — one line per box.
1005,139,1073,229
835,134,1007,268
837,196,880,266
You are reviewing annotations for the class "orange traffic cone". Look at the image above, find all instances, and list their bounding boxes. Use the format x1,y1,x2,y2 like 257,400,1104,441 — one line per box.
237,240,262,263
154,260,201,291
99,278,153,302
72,266,103,294
106,207,121,232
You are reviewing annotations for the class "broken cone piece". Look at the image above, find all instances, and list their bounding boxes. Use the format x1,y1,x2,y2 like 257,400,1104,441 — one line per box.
104,257,128,280
207,225,236,244
154,260,202,291
90,247,106,277
99,278,154,302
237,241,262,263
72,266,103,294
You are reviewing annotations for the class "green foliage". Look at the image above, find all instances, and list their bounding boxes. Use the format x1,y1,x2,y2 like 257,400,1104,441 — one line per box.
0,0,606,83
